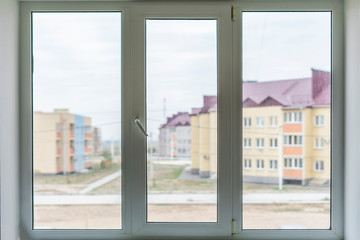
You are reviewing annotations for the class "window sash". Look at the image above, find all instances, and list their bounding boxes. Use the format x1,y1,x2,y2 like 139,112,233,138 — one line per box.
130,3,232,236
284,112,303,123
256,117,264,127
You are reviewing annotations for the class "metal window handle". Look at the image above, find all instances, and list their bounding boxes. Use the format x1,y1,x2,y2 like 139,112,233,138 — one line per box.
135,118,148,137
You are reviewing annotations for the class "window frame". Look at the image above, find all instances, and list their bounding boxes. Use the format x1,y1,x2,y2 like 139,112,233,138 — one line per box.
244,138,252,148
284,135,303,146
315,115,325,127
256,116,265,128
284,158,303,170
244,159,252,169
314,137,325,149
234,1,343,239
284,112,303,124
314,160,325,172
244,117,251,128
269,138,278,149
19,0,344,240
256,159,264,170
256,138,264,149
269,116,277,128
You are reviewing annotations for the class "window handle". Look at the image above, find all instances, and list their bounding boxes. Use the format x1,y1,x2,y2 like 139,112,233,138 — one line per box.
134,118,148,137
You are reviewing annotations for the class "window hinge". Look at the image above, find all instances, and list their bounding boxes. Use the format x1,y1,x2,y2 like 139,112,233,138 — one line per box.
232,219,236,236
231,6,236,21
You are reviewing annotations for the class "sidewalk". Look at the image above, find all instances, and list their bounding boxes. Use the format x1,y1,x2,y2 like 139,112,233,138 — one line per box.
34,192,330,205
78,170,121,194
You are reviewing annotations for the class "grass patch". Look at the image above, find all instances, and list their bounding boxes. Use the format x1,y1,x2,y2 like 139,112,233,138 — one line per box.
34,163,121,185
147,164,217,192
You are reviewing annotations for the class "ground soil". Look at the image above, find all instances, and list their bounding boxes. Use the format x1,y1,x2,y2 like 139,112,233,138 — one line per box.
34,203,330,230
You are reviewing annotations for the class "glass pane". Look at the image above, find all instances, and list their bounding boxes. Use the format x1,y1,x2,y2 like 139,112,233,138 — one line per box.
32,12,122,229
146,20,217,222
242,12,331,229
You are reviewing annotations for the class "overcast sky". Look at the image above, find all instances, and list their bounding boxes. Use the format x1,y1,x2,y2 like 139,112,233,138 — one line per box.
33,12,330,141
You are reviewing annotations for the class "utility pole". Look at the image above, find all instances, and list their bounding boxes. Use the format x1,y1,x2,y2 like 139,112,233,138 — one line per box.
62,120,67,175
111,136,114,162
170,133,175,160
278,125,283,190
149,132,155,186
163,98,166,122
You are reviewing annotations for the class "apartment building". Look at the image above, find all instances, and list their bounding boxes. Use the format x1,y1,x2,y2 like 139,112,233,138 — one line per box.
158,112,191,158
191,69,330,185
92,127,102,155
33,109,97,174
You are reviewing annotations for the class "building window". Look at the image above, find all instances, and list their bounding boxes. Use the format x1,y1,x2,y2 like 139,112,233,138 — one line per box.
284,112,303,123
244,138,252,148
314,160,325,172
269,116,277,127
269,160,278,170
256,159,264,170
269,138,278,148
256,117,265,128
256,138,264,149
284,158,303,169
244,159,252,169
315,115,325,126
244,117,251,128
314,137,324,149
284,135,303,146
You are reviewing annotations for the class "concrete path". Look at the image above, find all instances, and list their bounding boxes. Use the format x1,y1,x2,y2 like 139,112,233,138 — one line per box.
34,192,330,205
150,159,191,165
77,159,188,195
78,170,121,194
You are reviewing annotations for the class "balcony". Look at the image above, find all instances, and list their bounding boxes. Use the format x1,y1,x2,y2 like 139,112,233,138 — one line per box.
85,133,92,138
56,132,61,138
69,148,74,155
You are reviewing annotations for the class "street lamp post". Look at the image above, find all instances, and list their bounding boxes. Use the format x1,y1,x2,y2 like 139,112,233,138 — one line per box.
278,125,283,191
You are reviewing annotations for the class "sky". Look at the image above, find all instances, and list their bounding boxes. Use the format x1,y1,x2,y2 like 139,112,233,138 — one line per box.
32,12,331,141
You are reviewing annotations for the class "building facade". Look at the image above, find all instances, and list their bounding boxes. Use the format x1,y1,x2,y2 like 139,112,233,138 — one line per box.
92,127,102,155
33,109,98,174
191,69,330,185
158,112,191,158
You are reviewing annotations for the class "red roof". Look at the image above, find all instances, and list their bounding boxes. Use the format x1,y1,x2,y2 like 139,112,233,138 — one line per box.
192,69,330,113
160,112,190,129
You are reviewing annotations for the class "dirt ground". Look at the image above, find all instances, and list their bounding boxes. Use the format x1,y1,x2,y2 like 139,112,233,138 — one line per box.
34,203,330,230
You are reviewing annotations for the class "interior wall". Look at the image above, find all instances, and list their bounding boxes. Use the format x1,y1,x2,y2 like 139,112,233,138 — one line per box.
0,0,20,239
344,0,360,239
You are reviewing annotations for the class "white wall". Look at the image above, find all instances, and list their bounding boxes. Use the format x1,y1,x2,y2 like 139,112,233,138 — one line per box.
345,0,360,239
0,0,20,239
